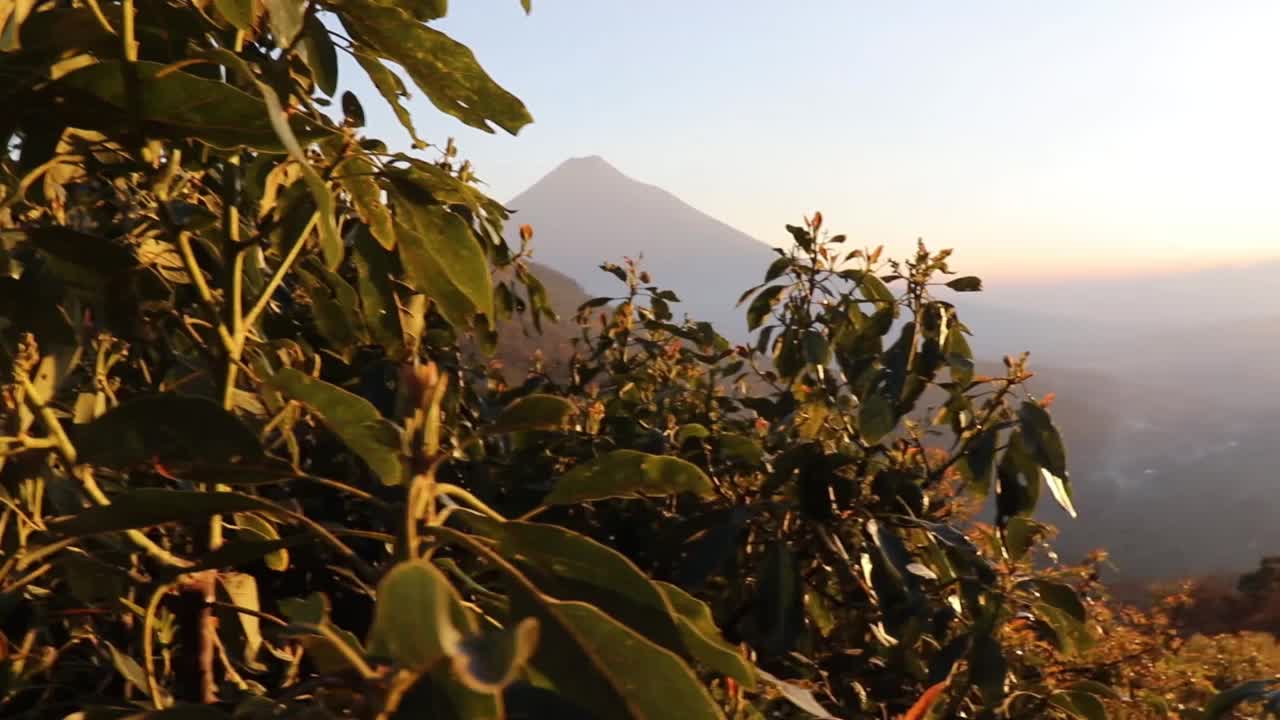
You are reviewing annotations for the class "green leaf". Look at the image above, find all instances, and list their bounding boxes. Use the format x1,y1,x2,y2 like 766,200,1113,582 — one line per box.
1069,680,1121,701
858,391,895,444
1034,601,1093,655
263,0,304,46
353,52,426,148
764,256,792,282
271,368,405,485
1018,401,1074,517
355,0,446,22
1202,680,1279,720
1002,516,1046,562
717,434,764,465
301,265,363,348
957,428,998,497
70,395,262,468
969,634,1006,704
341,0,533,134
49,489,279,537
754,668,836,719
432,527,723,720
233,512,290,571
190,536,300,573
367,560,471,667
119,708,229,720
545,450,715,505
453,617,540,692
386,161,510,227
298,12,339,97
395,209,493,330
1028,580,1086,623
674,423,710,445
1042,468,1078,519
340,157,395,249
488,394,575,434
802,330,830,366
461,516,686,659
109,643,160,700
754,542,804,656
219,572,264,665
351,227,405,352
394,663,505,719
655,581,754,686
342,90,366,127
53,61,330,151
520,598,723,720
279,592,331,626
1018,400,1067,478
25,227,137,278
945,276,983,292
214,0,256,30
746,284,785,331
860,273,896,305
1051,690,1108,720
250,73,343,269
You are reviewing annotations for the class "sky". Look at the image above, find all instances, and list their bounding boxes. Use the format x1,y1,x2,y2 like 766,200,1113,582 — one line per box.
341,1,1280,283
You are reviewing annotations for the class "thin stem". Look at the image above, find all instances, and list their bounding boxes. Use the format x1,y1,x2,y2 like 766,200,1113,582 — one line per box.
83,0,117,35
306,623,379,680
122,0,137,61
0,563,52,594
143,582,175,710
220,361,239,413
243,212,318,331
11,361,186,563
14,537,78,573
176,232,227,343
432,484,506,522
75,467,194,568
208,601,287,627
17,372,77,464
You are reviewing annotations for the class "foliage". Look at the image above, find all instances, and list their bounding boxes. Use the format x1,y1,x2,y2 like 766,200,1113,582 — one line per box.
0,2,1273,719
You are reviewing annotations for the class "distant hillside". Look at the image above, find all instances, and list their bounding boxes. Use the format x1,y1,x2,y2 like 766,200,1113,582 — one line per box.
505,156,776,338
490,261,592,381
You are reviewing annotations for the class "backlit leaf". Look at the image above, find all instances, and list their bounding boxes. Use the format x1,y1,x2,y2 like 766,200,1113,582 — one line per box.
213,0,256,30
298,12,339,96
395,209,493,330
367,559,470,667
945,276,983,292
488,394,576,434
545,450,715,505
271,368,404,485
341,0,532,134
746,284,785,331
49,489,279,537
53,61,330,151
339,157,395,249
656,581,754,685
263,0,304,46
70,395,262,468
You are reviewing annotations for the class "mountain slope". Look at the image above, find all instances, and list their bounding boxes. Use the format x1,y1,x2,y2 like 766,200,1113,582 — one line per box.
505,156,775,337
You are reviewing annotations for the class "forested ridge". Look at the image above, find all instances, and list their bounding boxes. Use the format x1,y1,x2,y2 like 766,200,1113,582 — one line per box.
1,2,1278,718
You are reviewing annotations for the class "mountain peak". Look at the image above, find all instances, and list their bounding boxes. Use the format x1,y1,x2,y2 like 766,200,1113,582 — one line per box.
505,155,774,338
548,154,625,179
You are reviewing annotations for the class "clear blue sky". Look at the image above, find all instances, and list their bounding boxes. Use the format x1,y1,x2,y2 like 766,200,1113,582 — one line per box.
342,1,1280,281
